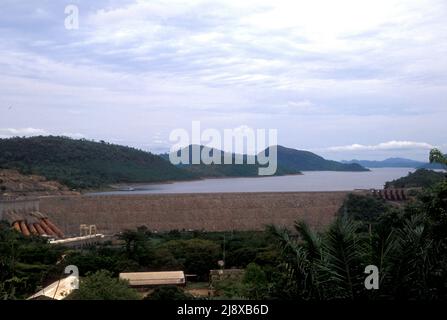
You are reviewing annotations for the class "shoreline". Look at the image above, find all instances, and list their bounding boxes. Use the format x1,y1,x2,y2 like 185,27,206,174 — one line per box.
83,172,305,194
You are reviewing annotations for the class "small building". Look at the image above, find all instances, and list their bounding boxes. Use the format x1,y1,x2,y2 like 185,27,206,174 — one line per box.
119,271,185,288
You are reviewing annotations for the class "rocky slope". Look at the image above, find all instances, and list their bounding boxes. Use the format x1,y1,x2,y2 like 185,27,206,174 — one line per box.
0,169,79,197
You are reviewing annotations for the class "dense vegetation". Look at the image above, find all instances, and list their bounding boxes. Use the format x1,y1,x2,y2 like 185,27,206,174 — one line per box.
0,221,66,299
0,136,194,189
272,145,368,171
385,168,446,188
67,270,140,300
338,193,392,224
0,225,278,299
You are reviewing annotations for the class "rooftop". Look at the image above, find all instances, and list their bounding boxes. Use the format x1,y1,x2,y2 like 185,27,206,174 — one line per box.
119,271,185,286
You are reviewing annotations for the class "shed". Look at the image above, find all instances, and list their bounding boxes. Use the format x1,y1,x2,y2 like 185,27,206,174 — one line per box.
119,271,185,287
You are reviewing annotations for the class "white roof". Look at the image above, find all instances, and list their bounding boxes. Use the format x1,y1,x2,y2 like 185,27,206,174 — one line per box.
28,275,78,300
119,271,185,286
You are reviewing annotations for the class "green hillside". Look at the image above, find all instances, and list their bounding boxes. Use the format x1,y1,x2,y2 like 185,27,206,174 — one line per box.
385,168,446,189
0,136,194,189
269,145,369,171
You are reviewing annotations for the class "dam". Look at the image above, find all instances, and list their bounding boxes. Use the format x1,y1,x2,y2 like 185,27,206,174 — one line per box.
39,191,352,236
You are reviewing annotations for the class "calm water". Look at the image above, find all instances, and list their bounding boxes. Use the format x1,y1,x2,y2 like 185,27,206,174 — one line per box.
89,168,417,195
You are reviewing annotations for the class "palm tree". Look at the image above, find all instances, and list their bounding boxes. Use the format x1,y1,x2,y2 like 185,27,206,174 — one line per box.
269,217,370,300
269,212,444,300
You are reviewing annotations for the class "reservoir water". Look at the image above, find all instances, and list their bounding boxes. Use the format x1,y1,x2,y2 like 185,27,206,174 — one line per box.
89,168,419,195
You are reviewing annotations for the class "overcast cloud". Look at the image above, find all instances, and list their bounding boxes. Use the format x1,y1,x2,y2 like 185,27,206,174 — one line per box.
0,0,446,160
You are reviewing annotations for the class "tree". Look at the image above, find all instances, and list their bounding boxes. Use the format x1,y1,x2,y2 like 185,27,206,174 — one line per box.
117,229,153,265
430,148,447,166
0,221,65,299
157,239,220,280
144,285,193,300
268,179,447,300
242,263,270,299
68,270,139,300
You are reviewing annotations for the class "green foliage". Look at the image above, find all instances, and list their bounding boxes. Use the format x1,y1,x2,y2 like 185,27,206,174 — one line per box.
242,263,270,299
339,193,392,223
144,285,193,300
64,250,122,277
430,149,447,166
0,136,194,189
117,228,154,265
385,169,445,189
267,180,447,300
68,270,139,300
157,239,220,280
0,222,66,299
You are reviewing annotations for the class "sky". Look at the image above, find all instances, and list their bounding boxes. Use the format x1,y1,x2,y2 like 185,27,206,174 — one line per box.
0,0,446,161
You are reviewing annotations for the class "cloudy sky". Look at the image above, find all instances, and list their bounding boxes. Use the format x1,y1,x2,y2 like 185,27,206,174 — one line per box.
0,0,446,160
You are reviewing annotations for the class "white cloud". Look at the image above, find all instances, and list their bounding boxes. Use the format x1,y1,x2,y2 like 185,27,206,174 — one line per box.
0,127,48,137
0,128,87,140
326,140,436,152
0,0,446,160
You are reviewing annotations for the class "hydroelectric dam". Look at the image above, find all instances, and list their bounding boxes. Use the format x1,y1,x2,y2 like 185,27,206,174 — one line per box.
39,191,354,236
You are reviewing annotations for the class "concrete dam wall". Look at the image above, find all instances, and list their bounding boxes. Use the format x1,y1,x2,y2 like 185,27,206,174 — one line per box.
39,192,350,236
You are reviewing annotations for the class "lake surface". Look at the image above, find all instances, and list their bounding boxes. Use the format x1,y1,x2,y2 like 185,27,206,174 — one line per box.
89,168,417,195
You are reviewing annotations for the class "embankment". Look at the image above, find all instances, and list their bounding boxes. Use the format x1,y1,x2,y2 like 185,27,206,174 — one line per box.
40,192,351,235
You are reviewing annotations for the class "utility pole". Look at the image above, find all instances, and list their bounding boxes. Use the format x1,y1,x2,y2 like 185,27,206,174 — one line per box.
222,233,226,269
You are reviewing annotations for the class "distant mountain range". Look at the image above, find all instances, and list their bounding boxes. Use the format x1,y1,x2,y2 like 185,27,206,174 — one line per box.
342,157,446,169
161,144,368,177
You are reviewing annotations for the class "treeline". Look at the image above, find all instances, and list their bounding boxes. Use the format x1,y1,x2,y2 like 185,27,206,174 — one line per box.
385,168,446,188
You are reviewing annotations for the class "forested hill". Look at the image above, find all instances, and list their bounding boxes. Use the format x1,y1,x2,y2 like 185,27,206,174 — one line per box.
161,144,368,174
269,145,369,171
161,145,301,177
385,169,446,189
0,136,194,189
